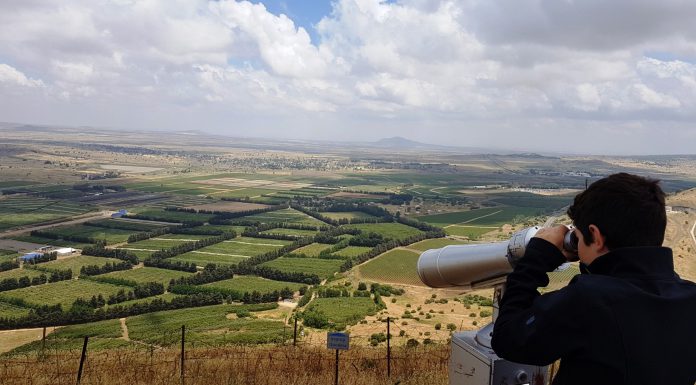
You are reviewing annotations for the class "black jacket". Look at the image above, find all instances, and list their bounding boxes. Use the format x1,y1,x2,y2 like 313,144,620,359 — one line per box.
491,238,696,385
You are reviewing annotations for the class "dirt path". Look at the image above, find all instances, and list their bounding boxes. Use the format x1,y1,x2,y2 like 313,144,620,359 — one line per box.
0,327,58,354
0,210,113,238
691,221,696,249
119,318,129,341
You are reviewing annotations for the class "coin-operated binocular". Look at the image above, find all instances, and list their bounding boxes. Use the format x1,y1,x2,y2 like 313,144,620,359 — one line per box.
417,226,577,385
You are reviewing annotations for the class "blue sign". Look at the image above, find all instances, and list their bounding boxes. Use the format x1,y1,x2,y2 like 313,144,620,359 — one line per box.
327,332,349,350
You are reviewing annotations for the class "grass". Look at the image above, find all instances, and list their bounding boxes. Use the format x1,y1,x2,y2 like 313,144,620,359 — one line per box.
99,267,196,285
342,222,424,242
31,255,123,275
126,303,288,345
293,243,333,257
417,206,543,228
243,208,326,227
358,249,423,286
168,252,249,267
321,212,376,220
0,268,45,281
259,228,318,237
0,195,93,230
444,226,496,239
203,276,304,294
11,235,92,249
0,279,131,309
260,257,344,279
304,297,379,328
0,301,31,319
408,238,469,251
330,246,372,258
33,225,136,245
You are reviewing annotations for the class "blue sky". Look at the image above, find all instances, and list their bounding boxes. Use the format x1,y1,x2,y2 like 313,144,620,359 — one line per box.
1,0,695,154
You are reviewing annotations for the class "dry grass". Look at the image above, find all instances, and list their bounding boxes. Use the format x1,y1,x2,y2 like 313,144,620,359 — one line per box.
0,344,449,385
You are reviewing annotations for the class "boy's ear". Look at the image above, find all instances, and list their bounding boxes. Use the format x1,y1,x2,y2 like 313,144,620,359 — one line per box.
588,224,608,253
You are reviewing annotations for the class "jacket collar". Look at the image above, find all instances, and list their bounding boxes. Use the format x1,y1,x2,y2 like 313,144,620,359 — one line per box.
582,246,675,278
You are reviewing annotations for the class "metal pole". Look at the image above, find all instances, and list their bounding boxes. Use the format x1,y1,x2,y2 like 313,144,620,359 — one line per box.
181,325,185,384
334,349,339,385
293,317,298,347
387,317,392,377
41,327,46,358
76,336,88,385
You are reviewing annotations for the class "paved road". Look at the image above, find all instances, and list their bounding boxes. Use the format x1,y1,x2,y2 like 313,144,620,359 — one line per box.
0,210,113,239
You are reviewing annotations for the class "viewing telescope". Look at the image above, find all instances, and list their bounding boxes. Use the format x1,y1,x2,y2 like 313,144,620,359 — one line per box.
418,226,577,290
417,226,577,385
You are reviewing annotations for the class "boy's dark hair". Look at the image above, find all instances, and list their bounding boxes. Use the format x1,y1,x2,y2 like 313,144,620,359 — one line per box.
567,173,666,249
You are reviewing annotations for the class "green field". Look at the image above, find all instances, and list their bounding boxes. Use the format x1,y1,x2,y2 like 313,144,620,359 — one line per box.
304,297,379,328
126,303,287,345
117,234,210,259
330,246,372,258
129,209,216,223
33,224,136,245
243,208,326,226
203,275,304,294
417,206,542,228
0,279,131,308
0,195,94,230
167,237,292,266
99,267,195,285
321,211,376,220
169,251,249,267
342,222,424,242
0,301,31,319
408,238,469,251
11,235,92,249
294,243,333,257
444,226,497,239
0,267,45,280
358,249,422,286
31,255,123,275
260,257,343,279
259,228,318,237
215,188,278,199
85,218,168,232
104,293,181,309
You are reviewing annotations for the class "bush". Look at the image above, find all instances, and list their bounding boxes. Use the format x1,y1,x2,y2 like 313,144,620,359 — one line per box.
406,339,419,348
446,323,457,331
479,310,492,317
434,323,441,330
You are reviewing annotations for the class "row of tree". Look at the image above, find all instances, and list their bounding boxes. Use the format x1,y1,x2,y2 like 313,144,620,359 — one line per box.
148,232,235,260
30,230,97,244
79,261,132,276
80,243,139,264
0,269,72,292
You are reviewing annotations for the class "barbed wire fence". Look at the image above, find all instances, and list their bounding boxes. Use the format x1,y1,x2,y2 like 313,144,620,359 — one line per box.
0,319,452,385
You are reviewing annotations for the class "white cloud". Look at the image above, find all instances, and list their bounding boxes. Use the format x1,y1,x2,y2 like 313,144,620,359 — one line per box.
0,0,695,154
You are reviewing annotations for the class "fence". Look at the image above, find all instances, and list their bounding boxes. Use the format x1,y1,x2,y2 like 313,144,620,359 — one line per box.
0,319,451,385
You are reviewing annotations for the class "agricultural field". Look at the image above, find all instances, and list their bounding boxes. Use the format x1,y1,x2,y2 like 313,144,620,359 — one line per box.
259,228,318,237
99,267,196,285
202,276,304,294
260,257,344,279
0,279,131,309
330,246,372,258
0,195,94,230
417,206,542,228
30,255,123,275
0,268,45,281
104,293,180,309
407,238,468,252
117,234,210,259
128,208,216,223
0,301,31,319
342,222,424,242
294,243,333,257
444,226,497,239
320,211,377,220
0,250,19,264
84,218,168,232
358,249,422,286
10,235,91,249
125,303,288,345
32,224,136,245
168,237,292,266
242,208,326,227
304,297,379,328
184,201,270,212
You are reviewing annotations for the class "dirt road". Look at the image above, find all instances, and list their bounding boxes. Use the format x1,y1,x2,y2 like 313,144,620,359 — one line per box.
0,210,113,239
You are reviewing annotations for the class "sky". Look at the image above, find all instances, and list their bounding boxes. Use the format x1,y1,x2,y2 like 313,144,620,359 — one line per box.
1,0,696,155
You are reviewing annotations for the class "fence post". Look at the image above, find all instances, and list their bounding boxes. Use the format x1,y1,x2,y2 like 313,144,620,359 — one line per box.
41,326,47,359
334,349,339,385
181,325,185,385
387,317,391,378
293,317,298,347
76,336,88,385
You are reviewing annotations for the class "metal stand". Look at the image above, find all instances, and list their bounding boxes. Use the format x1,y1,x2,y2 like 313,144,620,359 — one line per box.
449,285,549,385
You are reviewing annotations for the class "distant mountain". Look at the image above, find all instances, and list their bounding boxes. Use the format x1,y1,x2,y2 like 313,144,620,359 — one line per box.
371,136,447,150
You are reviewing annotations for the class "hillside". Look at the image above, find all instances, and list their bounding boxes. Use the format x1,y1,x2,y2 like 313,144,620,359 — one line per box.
666,188,696,281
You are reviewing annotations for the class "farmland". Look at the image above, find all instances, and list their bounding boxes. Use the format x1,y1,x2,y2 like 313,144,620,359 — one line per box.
128,209,216,223
31,255,123,274
0,302,31,319
260,257,344,279
331,246,373,258
202,276,304,294
304,297,379,328
342,222,424,241
321,211,376,220
358,249,423,286
294,243,333,257
99,267,196,285
31,224,136,245
0,196,94,231
0,268,45,281
242,208,326,226
407,238,468,251
0,279,131,309
167,237,292,266
259,228,318,237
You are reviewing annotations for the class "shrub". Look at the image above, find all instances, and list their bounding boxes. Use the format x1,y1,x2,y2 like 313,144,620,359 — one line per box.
434,323,441,330
406,339,419,348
